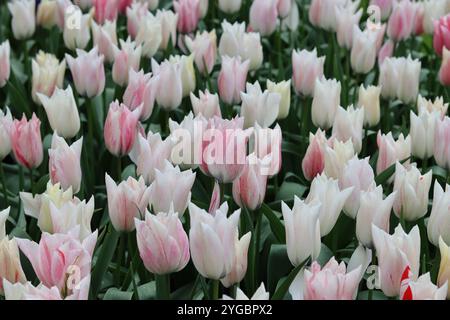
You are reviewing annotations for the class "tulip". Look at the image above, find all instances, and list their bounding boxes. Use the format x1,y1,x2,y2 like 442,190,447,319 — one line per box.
358,85,381,127
66,47,105,97
112,39,142,87
267,79,291,119
351,26,377,74
387,0,416,42
332,105,364,154
118,0,132,12
173,0,200,34
417,95,448,117
190,90,222,119
434,14,450,56
135,13,162,58
48,133,83,193
55,0,72,29
8,0,35,40
439,47,450,86
105,173,152,232
251,123,282,177
340,156,376,219
129,131,174,183
438,237,450,298
412,2,425,35
0,41,10,88
292,48,325,97
428,183,450,246
305,173,353,236
323,139,355,180
356,186,396,248
200,116,250,183
104,100,141,157
376,131,411,175
281,0,299,31
198,0,208,17
148,161,196,216
372,224,420,297
311,78,341,130
223,283,269,300
240,81,281,129
277,0,291,18
10,114,43,169
189,202,240,280
218,56,250,105
92,0,119,24
232,154,268,211
249,0,278,37
421,0,446,34
335,5,362,49
400,272,447,300
31,52,66,105
185,30,217,75
370,0,393,19
126,2,150,39
282,196,321,267
168,55,196,98
123,69,158,121
221,232,252,288
219,21,263,71
434,116,450,169
63,5,92,50
17,229,97,292
135,210,190,275
92,20,118,63
378,40,394,66
151,58,183,110
156,9,179,50
302,129,328,181
0,108,13,160
218,0,242,14
410,110,440,160
37,0,58,29
309,0,348,31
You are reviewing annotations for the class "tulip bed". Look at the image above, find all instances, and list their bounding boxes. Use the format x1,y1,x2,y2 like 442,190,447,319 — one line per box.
2,0,450,301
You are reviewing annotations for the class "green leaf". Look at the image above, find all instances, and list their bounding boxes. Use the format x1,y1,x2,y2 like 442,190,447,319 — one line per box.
275,181,307,202
271,257,310,300
375,156,411,185
260,203,285,243
137,281,156,300
267,244,291,293
103,288,133,300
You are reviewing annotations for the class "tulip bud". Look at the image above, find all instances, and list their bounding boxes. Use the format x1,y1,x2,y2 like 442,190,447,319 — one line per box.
400,272,447,300
185,30,217,75
418,95,448,117
151,58,183,110
218,0,242,14
220,232,251,288
66,47,105,97
8,0,36,40
63,5,92,50
104,100,141,157
387,0,416,42
218,56,250,105
156,9,179,50
267,79,291,119
92,20,118,63
376,131,411,175
249,0,278,37
112,39,142,87
135,13,162,58
428,183,450,246
292,48,325,97
323,139,354,180
173,0,200,34
189,202,240,280
358,85,381,127
0,40,10,88
37,0,58,29
190,90,222,119
0,108,13,161
48,133,83,193
105,173,152,232
335,5,362,49
123,69,158,121
434,14,450,56
438,237,450,298
93,0,119,24
10,114,43,169
351,26,377,74
126,2,149,39
135,210,190,275
311,78,341,130
302,129,327,181
168,55,196,98
332,105,364,154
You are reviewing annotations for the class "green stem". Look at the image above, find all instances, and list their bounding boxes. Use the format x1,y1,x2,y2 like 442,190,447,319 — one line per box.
422,157,428,173
117,156,122,181
155,273,171,300
210,279,219,300
0,162,9,206
368,250,376,300
115,232,126,285
29,168,34,196
219,182,225,204
253,208,263,293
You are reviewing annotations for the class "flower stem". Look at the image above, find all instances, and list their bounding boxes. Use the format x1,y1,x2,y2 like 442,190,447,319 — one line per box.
155,273,171,300
210,279,219,300
29,168,34,196
0,162,9,206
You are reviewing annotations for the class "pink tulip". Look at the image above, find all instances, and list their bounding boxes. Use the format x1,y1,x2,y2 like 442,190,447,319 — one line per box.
253,123,282,177
439,47,450,86
190,89,222,119
104,100,141,157
16,228,97,291
0,40,10,88
378,40,395,66
370,0,393,19
10,113,43,169
0,108,12,160
200,116,250,183
249,0,278,37
93,0,119,24
413,3,424,35
92,20,118,63
66,47,105,97
173,0,201,34
434,116,450,170
433,14,450,57
185,30,217,75
135,210,190,275
376,131,411,175
387,0,416,42
277,0,291,18
112,39,142,87
55,0,72,29
49,133,83,193
302,129,328,181
126,2,149,39
218,56,250,105
118,0,132,13
292,48,325,97
123,69,158,121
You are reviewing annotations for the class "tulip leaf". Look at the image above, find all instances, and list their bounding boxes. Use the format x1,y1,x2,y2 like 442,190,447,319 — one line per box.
267,244,291,293
271,257,310,300
375,156,411,185
275,181,307,202
103,288,133,300
260,203,285,243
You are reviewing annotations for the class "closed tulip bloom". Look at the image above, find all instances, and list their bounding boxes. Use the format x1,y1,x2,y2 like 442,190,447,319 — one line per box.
267,79,291,119
48,133,83,193
168,55,196,98
387,0,416,42
112,39,142,87
93,0,119,24
37,86,80,139
282,196,321,266
92,20,118,63
309,0,348,31
156,9,179,50
277,0,291,18
135,210,190,275
438,238,450,298
55,0,72,29
410,110,439,160
8,0,35,40
249,0,278,37
302,129,328,181
190,90,221,119
311,78,341,130
240,81,281,129
218,56,250,105
37,0,58,29
252,123,282,177
0,108,13,160
123,69,158,121
0,41,10,88
358,85,381,127
63,6,92,50
372,224,420,297
135,13,162,58
434,116,450,169
185,30,217,75
439,47,450,86
427,183,450,246
378,40,394,66
10,114,43,169
173,0,200,34
221,232,252,288
66,47,105,97
126,2,149,39
232,154,268,211
118,0,132,12
105,174,152,232
356,186,396,248
292,48,325,97
218,0,242,14
434,14,450,56
335,5,362,49
306,173,353,236
189,202,240,280
417,95,448,117
31,52,66,105
17,229,97,291
351,26,377,74
323,139,355,180
340,156,376,219
376,131,411,175
400,272,447,300
370,0,393,19
332,105,364,154
151,58,183,110
104,100,141,157
130,131,174,183
281,0,299,31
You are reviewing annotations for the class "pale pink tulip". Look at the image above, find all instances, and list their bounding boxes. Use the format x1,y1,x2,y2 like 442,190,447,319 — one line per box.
112,39,142,87
91,20,118,63
302,129,328,181
126,2,149,39
173,0,201,34
190,89,222,119
93,0,119,24
433,14,450,56
0,108,12,160
10,113,43,169
376,131,411,175
434,116,450,170
370,0,393,19
439,47,450,86
249,0,278,36
378,40,395,66
387,0,416,42
292,48,325,97
123,69,158,121
252,123,282,177
221,232,252,288
0,40,10,88
277,0,291,18
185,30,217,75
218,56,250,105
